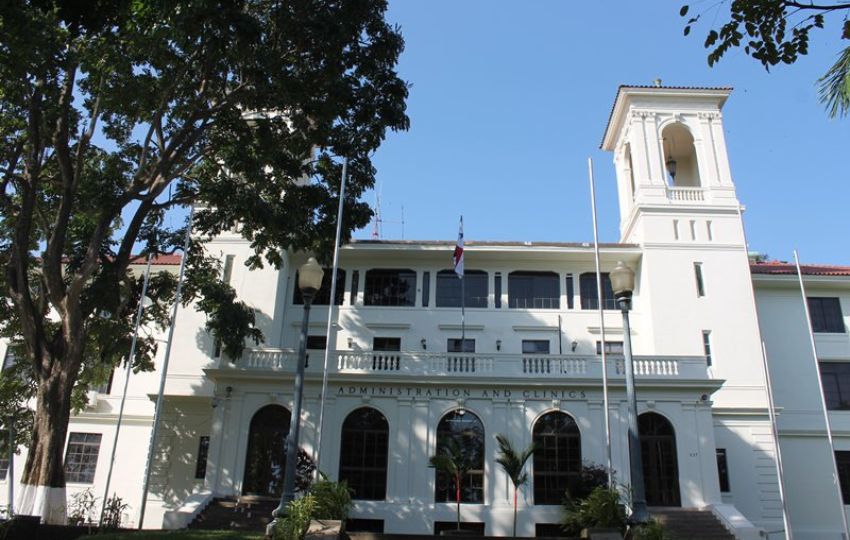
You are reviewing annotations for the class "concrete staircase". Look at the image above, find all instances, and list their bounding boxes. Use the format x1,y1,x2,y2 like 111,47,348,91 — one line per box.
189,496,277,532
649,507,736,540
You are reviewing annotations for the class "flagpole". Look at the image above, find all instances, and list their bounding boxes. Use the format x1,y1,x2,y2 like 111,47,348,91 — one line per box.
588,157,613,488
138,207,194,530
794,249,850,540
100,253,154,527
315,157,348,473
458,216,465,345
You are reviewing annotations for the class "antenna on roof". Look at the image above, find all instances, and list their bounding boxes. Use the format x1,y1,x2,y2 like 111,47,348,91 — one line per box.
371,189,382,239
654,78,662,87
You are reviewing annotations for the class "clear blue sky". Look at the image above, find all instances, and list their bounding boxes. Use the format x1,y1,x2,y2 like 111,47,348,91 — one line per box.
356,1,850,265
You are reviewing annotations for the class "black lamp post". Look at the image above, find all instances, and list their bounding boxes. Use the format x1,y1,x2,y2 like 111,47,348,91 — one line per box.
610,261,650,524
273,257,324,521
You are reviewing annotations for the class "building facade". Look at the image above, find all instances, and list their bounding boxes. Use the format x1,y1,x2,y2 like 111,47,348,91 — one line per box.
0,86,848,539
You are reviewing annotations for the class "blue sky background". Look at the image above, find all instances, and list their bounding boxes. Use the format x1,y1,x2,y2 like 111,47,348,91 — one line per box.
357,1,850,265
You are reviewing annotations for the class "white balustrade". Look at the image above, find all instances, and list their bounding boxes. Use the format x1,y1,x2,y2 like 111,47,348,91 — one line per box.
232,349,707,380
666,186,705,202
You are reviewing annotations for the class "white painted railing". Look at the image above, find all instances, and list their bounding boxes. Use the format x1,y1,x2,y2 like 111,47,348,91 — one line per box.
229,350,709,380
666,186,705,202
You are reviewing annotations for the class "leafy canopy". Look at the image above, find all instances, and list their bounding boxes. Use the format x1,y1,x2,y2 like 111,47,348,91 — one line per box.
681,1,850,117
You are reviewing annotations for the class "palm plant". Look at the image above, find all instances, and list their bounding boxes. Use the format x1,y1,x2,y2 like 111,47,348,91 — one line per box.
818,46,850,118
429,438,473,531
495,434,537,537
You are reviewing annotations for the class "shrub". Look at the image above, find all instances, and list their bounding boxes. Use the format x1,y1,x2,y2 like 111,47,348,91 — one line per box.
67,488,98,526
561,486,626,536
567,462,612,501
630,519,667,540
310,477,352,521
273,495,316,540
101,493,130,529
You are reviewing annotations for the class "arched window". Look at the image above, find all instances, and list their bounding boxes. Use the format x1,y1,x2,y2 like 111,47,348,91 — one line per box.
434,410,485,503
662,123,701,188
532,411,581,504
243,405,290,497
639,412,681,506
339,407,389,500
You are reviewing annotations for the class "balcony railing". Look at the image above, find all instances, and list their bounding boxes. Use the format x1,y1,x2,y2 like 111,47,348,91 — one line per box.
226,349,710,380
666,186,705,202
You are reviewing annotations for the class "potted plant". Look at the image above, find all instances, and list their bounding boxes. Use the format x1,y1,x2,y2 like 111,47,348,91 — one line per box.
495,434,537,537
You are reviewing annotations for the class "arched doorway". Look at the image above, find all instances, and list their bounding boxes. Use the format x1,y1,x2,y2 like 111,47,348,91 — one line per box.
242,404,290,497
339,407,390,500
434,410,485,503
639,412,680,506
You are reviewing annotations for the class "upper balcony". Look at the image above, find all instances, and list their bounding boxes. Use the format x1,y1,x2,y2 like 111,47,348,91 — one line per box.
206,348,716,387
665,186,705,203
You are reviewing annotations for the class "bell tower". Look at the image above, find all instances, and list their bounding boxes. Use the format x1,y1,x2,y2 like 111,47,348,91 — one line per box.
601,86,741,245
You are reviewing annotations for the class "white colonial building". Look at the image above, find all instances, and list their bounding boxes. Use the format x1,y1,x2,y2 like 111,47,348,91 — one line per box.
1,85,849,539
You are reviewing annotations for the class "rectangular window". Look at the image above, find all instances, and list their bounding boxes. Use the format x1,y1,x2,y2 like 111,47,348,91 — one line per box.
836,451,850,504
195,436,210,479
694,262,705,297
373,337,401,352
436,270,488,308
2,348,16,371
294,268,345,306
96,369,115,395
222,254,235,284
509,272,560,309
596,341,624,355
689,219,696,240
350,270,359,305
364,269,416,306
808,297,845,333
447,339,475,353
494,272,502,309
673,219,679,240
306,335,327,350
703,330,712,367
64,433,102,484
820,363,850,410
422,271,430,307
565,274,574,309
213,338,222,359
0,436,8,481
522,340,550,354
716,449,730,493
707,220,714,241
579,273,616,310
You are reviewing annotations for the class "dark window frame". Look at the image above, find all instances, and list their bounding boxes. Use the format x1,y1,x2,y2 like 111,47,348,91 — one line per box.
808,297,845,333
436,270,488,308
837,450,850,504
294,268,346,306
339,407,390,501
508,271,560,310
702,331,712,367
195,436,210,479
364,269,417,307
494,272,502,309
447,339,476,353
716,448,730,493
694,262,705,297
373,337,401,352
64,432,102,484
579,273,616,310
422,271,431,307
434,411,485,504
533,412,582,505
596,341,624,355
522,340,550,355
565,274,575,310
820,362,850,410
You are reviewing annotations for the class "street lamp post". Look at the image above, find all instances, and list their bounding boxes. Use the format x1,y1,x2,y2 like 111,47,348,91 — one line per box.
610,261,650,524
272,257,324,523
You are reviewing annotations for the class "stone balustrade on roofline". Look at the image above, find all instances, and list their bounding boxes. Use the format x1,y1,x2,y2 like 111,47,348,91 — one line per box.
665,185,706,202
210,349,713,382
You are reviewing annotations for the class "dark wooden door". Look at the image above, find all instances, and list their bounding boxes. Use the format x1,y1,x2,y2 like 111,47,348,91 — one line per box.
242,405,290,497
639,413,681,507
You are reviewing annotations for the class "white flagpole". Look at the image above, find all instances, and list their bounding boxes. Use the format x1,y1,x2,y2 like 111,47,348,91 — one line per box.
736,203,793,537
794,249,850,540
760,341,794,540
588,157,613,487
138,207,194,529
458,216,465,345
100,253,154,527
315,157,348,472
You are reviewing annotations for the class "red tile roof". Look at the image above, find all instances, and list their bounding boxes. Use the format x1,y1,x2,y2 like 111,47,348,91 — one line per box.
129,254,182,266
750,261,850,277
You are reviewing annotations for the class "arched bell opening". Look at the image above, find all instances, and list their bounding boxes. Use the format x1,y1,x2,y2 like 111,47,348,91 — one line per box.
662,123,701,188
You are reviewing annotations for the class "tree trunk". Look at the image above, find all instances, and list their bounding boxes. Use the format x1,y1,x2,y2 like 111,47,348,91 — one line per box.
513,488,518,537
17,362,76,524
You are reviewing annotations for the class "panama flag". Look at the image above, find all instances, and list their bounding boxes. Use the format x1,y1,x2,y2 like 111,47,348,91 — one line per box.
453,216,464,277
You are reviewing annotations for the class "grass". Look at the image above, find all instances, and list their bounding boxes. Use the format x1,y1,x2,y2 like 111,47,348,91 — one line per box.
96,531,264,540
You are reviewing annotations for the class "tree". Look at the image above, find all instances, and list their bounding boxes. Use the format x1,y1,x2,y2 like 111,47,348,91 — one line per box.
680,1,850,117
495,434,536,537
0,0,408,522
429,439,474,532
